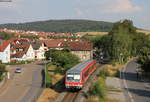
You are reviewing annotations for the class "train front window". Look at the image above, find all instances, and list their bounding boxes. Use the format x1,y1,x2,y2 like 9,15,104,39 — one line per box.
67,74,80,82
74,75,80,81
67,74,74,80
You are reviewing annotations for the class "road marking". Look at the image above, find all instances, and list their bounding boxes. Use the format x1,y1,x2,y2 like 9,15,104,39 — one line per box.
122,65,135,102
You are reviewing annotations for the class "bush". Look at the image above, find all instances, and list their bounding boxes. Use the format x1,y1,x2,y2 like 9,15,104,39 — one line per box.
99,69,109,78
88,77,107,102
7,60,33,65
0,64,6,81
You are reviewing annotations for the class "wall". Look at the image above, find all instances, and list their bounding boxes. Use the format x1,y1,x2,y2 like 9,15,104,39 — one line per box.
0,44,10,63
71,50,93,61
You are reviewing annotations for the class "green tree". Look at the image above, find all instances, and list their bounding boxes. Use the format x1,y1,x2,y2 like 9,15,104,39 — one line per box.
45,49,80,73
131,33,150,56
107,20,135,63
138,44,150,72
0,32,15,40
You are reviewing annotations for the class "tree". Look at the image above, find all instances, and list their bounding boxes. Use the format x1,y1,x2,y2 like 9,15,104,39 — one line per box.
0,32,15,40
131,33,150,56
45,49,80,73
138,42,150,72
107,20,135,63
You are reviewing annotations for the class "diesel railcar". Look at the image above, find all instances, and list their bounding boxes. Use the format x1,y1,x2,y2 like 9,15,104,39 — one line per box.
65,59,96,89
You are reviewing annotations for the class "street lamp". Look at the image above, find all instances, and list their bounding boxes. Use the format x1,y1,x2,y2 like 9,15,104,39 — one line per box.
120,53,123,63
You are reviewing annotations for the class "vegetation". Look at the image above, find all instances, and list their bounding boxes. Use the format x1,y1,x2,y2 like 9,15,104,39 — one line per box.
7,60,33,65
19,35,39,39
88,76,107,102
45,49,80,74
88,70,108,102
0,32,15,40
138,46,150,72
93,20,150,64
0,20,113,33
45,63,52,88
0,64,7,81
47,35,78,39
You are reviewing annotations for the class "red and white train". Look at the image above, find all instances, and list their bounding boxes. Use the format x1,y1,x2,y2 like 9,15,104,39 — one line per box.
65,59,96,89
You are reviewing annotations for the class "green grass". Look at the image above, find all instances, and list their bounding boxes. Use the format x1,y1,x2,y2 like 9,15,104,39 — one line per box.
45,64,52,88
99,69,109,78
6,60,33,65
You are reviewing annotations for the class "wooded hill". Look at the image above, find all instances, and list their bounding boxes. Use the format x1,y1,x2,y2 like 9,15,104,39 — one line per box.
0,20,113,33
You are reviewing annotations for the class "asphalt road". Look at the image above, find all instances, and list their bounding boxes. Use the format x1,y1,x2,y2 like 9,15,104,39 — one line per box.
0,61,45,102
121,59,150,102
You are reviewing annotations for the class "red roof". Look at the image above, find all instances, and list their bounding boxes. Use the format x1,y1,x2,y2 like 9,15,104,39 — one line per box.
11,44,30,58
0,41,10,52
65,40,93,51
42,39,93,51
42,39,65,48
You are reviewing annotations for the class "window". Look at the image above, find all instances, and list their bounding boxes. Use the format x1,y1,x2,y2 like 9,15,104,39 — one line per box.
67,73,80,82
74,75,80,80
67,74,74,80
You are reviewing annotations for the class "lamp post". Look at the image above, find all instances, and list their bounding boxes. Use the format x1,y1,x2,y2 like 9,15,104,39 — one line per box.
44,60,47,88
120,53,123,63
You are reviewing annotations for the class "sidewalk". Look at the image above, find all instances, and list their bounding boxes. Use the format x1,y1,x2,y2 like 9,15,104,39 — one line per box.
0,77,12,95
0,65,15,95
106,77,126,102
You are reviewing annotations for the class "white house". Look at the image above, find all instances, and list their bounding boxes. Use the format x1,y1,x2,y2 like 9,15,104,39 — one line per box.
31,41,45,60
0,41,10,63
11,44,35,61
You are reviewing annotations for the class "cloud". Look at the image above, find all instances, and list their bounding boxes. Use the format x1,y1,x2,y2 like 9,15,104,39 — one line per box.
102,0,142,13
75,8,84,16
75,0,142,15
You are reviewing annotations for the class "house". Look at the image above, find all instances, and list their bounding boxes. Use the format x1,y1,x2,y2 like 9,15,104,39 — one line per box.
11,44,35,61
42,39,93,61
42,39,65,51
31,40,45,60
65,40,93,61
0,41,10,63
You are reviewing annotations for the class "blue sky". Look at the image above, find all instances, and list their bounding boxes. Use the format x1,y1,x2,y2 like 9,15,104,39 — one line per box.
0,0,150,30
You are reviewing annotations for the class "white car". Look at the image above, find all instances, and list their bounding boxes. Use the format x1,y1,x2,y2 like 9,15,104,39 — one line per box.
15,68,22,73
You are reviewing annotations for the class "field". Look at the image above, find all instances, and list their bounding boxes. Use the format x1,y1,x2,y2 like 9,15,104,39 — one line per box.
77,29,150,37
76,32,108,36
136,29,150,35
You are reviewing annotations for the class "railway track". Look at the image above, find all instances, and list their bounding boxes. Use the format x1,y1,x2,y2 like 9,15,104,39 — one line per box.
61,91,79,102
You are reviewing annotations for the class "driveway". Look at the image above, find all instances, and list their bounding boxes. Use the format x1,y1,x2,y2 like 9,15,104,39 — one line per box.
0,61,45,102
121,59,150,102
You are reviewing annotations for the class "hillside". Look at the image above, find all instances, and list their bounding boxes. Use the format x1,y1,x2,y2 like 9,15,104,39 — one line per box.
0,20,113,33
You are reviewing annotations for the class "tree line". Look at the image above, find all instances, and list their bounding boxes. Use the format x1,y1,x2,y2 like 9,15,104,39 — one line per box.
0,20,113,33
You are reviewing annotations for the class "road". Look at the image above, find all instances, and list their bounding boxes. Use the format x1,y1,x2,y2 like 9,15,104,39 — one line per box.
121,59,150,102
0,61,45,102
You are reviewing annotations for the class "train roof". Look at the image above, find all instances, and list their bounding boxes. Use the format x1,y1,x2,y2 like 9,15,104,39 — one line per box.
66,59,95,74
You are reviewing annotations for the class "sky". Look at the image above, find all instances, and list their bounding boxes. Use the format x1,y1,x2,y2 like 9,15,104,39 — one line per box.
0,0,150,30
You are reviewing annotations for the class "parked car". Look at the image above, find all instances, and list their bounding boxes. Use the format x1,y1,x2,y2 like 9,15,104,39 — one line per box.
15,68,22,73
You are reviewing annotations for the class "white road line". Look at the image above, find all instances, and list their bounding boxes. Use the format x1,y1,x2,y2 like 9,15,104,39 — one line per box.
122,65,135,102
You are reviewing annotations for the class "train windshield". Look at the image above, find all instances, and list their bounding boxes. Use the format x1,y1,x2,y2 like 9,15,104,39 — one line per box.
67,74,74,80
67,73,80,82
